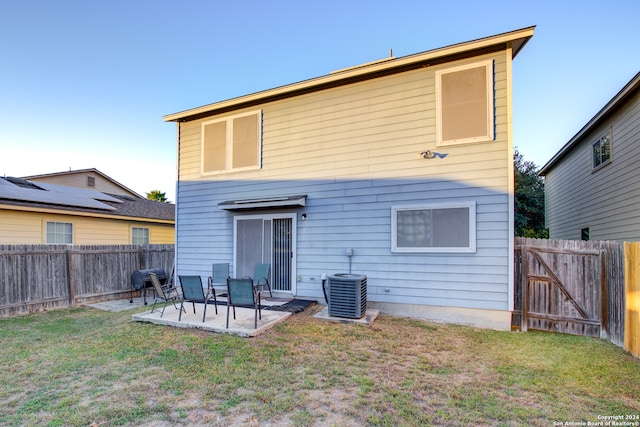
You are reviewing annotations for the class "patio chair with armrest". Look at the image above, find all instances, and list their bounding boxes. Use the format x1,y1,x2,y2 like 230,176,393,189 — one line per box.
226,277,261,329
252,263,272,297
149,272,184,317
178,275,217,322
208,262,230,297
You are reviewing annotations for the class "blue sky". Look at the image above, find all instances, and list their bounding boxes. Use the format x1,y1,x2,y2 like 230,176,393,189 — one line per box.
1,0,638,202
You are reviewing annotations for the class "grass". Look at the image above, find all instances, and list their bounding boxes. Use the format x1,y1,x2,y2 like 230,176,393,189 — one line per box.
0,305,639,426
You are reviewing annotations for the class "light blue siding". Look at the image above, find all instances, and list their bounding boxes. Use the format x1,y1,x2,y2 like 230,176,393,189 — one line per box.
176,176,510,311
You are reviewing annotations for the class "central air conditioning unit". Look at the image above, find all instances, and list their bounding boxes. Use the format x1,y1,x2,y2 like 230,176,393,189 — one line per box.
328,274,367,319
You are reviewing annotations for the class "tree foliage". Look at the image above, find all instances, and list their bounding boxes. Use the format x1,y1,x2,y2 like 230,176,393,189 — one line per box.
514,150,548,238
146,189,169,203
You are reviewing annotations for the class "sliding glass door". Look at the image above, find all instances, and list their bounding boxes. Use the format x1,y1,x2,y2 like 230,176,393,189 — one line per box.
234,213,296,293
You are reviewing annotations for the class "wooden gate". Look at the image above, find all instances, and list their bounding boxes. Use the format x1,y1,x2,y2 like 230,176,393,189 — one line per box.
515,242,604,337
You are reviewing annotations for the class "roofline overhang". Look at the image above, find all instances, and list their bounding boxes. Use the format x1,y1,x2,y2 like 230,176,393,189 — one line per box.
164,26,535,123
539,70,640,176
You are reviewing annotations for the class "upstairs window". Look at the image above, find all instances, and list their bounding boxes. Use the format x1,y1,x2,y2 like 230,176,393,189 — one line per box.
46,222,73,244
436,60,494,146
202,110,262,174
391,202,476,253
592,130,611,170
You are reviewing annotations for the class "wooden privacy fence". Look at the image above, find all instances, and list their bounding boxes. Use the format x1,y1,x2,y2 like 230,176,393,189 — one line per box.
514,238,639,358
624,242,640,358
0,244,174,318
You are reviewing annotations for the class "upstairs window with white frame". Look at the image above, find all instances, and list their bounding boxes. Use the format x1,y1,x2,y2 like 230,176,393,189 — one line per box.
46,221,73,244
592,130,611,170
392,202,476,253
436,60,494,146
202,110,262,174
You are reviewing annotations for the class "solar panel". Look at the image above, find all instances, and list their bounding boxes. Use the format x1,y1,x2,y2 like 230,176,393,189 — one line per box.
0,178,117,211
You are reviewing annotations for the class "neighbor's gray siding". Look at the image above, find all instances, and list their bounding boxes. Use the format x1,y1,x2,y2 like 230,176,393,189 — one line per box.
545,87,640,241
176,51,514,311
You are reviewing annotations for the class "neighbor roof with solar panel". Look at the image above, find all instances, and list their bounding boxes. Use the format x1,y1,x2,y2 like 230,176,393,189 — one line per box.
0,177,119,211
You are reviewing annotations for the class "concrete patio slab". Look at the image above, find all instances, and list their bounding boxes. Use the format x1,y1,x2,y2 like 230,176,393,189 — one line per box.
131,302,292,337
86,297,150,312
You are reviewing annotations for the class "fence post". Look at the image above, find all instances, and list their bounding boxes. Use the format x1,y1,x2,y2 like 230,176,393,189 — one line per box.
66,248,76,307
521,245,528,332
600,249,609,340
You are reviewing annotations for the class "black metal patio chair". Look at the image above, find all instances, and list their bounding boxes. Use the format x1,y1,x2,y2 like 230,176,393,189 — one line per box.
226,277,261,329
149,272,184,317
178,275,217,322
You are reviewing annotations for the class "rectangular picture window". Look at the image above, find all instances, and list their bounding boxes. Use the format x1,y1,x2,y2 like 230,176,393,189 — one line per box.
391,202,476,253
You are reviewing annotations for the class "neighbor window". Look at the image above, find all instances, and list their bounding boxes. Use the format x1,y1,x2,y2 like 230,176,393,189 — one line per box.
581,227,590,241
46,222,73,244
391,202,476,253
87,176,95,187
436,60,494,146
592,130,611,169
202,110,262,174
132,227,149,245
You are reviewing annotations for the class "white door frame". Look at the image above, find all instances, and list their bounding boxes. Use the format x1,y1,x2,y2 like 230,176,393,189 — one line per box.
233,212,297,295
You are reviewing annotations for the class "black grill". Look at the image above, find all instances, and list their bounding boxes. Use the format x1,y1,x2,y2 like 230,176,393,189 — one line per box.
130,268,167,304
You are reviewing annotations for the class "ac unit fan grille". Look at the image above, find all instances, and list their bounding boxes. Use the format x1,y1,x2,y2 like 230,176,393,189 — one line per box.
328,274,367,319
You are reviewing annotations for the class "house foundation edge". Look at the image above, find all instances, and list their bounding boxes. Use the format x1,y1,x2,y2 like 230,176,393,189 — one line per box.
367,301,512,331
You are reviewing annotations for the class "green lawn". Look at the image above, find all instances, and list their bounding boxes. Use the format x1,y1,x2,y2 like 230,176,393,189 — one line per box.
0,304,638,426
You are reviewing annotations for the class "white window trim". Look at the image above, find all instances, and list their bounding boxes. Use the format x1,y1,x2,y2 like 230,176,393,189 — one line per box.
391,201,476,253
201,110,262,175
435,60,494,147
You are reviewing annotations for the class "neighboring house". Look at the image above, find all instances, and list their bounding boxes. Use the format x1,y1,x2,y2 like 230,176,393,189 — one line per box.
539,71,640,241
164,27,535,330
0,170,175,245
22,168,143,199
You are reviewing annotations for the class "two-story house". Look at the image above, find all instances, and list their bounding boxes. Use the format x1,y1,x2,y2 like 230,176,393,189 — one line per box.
164,27,535,330
539,71,640,241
